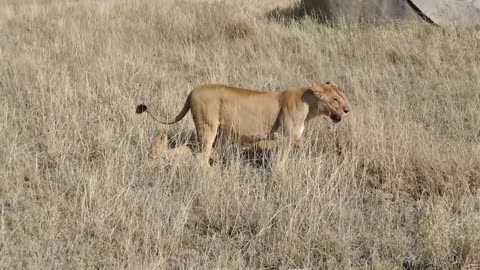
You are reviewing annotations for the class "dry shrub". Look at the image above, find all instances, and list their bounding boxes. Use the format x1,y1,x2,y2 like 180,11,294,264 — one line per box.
225,21,256,40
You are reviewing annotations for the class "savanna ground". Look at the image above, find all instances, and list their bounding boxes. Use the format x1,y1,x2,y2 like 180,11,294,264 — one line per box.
1,0,480,269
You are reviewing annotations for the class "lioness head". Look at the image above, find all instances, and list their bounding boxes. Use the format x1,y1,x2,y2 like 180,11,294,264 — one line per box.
305,81,350,123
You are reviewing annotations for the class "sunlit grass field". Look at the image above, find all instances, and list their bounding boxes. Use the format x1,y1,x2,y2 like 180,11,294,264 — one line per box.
1,0,479,268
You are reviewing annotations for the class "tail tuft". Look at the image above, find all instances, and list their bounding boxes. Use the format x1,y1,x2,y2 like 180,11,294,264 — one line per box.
136,104,148,114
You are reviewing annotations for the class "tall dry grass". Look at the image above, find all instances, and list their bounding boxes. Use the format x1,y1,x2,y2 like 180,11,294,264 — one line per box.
1,0,480,268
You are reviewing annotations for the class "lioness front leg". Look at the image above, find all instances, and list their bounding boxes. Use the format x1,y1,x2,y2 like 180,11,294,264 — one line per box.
270,120,305,167
292,136,304,150
247,132,303,151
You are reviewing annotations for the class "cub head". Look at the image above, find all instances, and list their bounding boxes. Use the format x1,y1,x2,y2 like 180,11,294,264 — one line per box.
304,81,351,123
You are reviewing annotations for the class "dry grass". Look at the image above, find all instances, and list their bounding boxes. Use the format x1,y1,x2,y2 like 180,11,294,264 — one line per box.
1,0,480,269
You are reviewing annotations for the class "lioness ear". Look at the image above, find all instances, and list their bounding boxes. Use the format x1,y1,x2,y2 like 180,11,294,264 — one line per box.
325,81,337,87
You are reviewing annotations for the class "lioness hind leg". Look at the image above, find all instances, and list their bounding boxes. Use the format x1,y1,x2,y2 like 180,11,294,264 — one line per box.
195,122,219,166
248,139,278,151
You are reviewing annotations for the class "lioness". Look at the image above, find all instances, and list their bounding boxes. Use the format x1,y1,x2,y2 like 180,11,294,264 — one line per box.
136,81,350,165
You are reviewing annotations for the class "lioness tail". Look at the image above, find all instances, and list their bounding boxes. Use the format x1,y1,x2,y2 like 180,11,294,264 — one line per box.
136,93,191,125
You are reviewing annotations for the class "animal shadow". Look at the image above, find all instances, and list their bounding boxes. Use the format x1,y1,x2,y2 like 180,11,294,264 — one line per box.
265,2,307,22
149,129,277,170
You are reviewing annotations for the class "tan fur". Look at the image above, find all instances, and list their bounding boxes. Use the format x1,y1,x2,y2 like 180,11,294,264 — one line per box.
138,81,350,165
148,133,195,159
148,130,222,162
